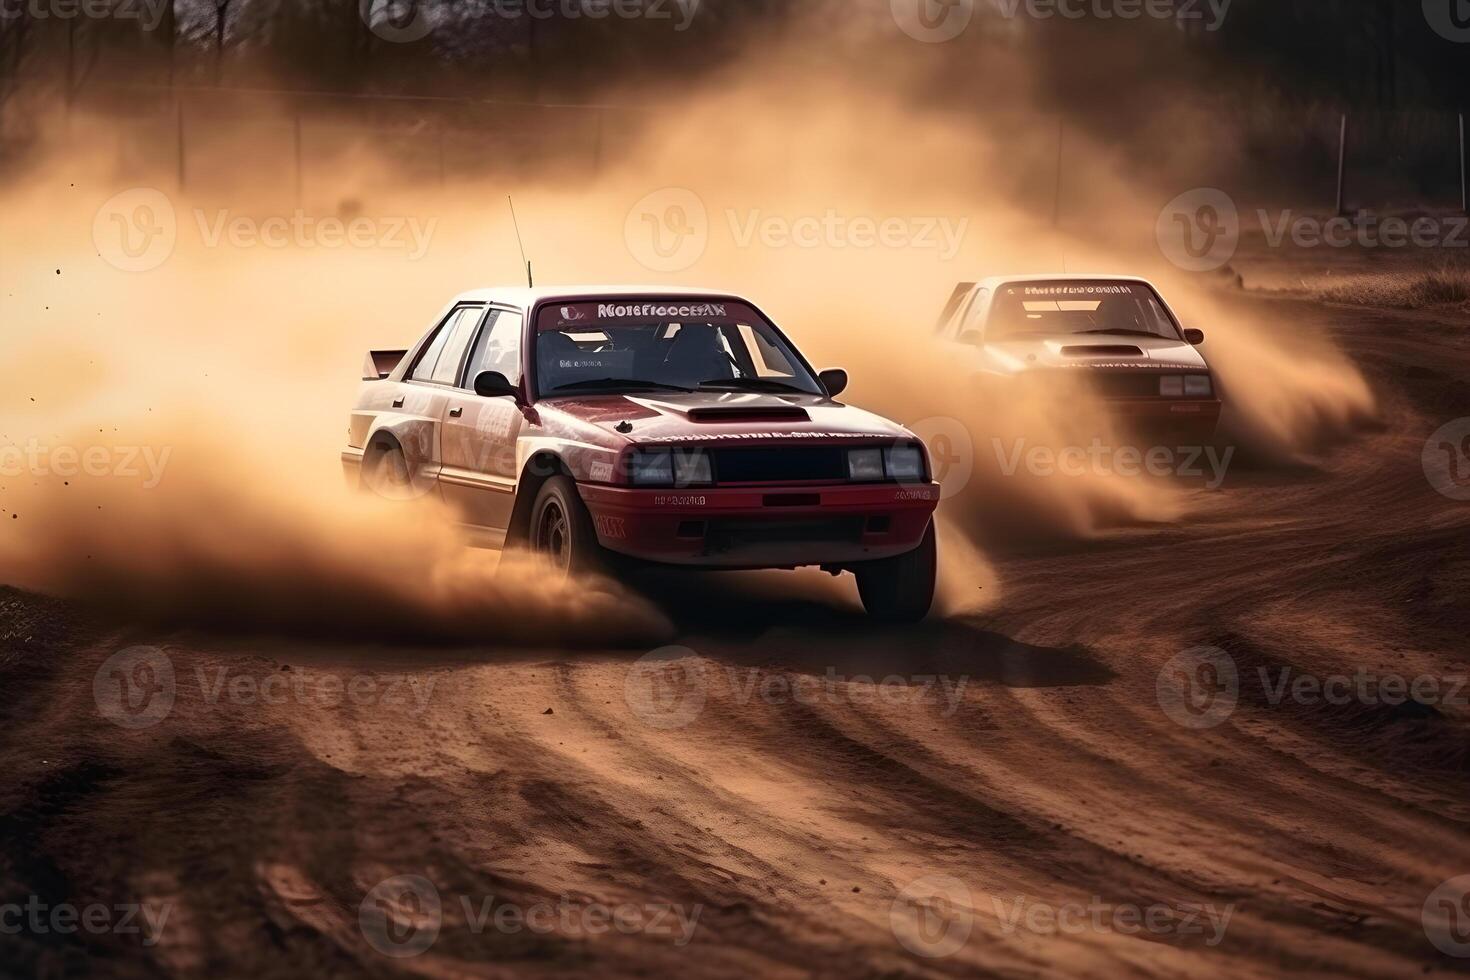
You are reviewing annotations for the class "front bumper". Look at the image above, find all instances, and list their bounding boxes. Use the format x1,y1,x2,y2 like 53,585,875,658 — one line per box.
578,482,941,569
1107,398,1223,442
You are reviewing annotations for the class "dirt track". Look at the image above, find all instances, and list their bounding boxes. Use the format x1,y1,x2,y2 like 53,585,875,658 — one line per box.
1,295,1468,978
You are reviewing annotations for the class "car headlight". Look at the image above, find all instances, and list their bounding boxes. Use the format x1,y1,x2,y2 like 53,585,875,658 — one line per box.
1184,375,1213,398
1159,375,1184,398
629,449,714,487
884,445,925,482
847,448,885,482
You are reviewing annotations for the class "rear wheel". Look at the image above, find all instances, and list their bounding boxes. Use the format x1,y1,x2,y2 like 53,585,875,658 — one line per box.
363,443,416,500
855,522,937,623
530,476,603,575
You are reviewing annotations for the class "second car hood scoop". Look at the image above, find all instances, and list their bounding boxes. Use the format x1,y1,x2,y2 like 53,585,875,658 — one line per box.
1061,344,1145,357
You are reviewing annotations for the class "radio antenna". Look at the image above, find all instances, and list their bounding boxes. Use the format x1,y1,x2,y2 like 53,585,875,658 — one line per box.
508,196,533,288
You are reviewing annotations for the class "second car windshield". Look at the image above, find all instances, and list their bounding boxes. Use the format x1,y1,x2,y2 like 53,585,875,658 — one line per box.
987,282,1182,340
533,299,824,397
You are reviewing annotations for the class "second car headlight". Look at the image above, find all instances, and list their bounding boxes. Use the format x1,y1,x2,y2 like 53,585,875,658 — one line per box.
1159,375,1185,398
1184,375,1213,397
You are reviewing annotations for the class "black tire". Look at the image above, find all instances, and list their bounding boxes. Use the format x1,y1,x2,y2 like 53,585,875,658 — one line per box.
529,476,603,575
855,521,937,623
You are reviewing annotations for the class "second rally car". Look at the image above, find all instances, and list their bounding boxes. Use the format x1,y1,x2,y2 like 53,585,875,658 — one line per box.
345,287,942,622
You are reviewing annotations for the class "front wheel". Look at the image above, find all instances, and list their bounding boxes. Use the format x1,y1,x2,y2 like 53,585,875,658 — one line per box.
855,522,937,623
529,476,604,576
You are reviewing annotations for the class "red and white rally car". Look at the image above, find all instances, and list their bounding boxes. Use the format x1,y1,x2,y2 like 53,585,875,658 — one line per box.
345,287,941,621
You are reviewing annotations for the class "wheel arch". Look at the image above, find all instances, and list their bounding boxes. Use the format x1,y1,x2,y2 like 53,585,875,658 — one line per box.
507,451,575,547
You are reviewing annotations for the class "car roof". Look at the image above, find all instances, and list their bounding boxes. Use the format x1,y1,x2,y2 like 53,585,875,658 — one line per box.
975,274,1160,290
448,285,756,311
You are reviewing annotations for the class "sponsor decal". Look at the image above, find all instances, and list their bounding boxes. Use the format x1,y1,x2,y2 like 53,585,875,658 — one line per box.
560,306,587,321
589,461,615,482
597,302,728,320
895,488,938,502
1020,284,1137,296
655,431,890,443
594,515,628,539
653,495,708,507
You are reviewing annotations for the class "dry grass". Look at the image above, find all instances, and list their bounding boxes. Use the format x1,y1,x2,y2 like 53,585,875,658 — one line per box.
1314,267,1470,310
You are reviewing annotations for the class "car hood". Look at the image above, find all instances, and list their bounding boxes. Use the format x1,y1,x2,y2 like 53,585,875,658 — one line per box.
984,334,1209,373
540,391,917,446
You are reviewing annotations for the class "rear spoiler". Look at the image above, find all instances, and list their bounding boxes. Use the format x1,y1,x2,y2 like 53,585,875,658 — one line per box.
936,282,977,333
363,349,408,381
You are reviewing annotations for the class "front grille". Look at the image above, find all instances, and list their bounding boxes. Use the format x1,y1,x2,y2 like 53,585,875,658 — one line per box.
711,447,847,483
1084,372,1165,399
705,518,864,553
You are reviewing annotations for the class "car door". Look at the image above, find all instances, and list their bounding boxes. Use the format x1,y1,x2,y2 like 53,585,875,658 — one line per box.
386,304,486,499
438,309,526,536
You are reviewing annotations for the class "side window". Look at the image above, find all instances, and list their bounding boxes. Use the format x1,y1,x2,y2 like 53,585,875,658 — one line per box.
431,308,485,385
466,311,524,386
959,288,990,342
411,306,482,384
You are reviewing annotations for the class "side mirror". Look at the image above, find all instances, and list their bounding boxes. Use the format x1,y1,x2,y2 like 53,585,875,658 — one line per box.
818,369,849,398
474,371,520,400
1184,328,1206,345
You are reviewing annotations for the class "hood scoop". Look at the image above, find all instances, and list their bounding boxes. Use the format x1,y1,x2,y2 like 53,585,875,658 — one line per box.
1061,345,1145,358
686,405,811,423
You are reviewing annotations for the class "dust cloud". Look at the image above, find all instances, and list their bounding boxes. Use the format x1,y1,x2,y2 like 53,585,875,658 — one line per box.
0,30,1375,630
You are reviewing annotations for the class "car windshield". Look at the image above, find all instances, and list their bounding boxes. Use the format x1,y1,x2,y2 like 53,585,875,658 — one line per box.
534,299,824,397
987,281,1182,340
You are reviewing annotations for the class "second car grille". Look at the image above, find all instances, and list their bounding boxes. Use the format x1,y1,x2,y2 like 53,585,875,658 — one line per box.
710,447,848,484
1084,372,1167,399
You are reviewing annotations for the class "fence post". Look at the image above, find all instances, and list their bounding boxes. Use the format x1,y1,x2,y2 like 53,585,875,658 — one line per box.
294,110,303,207
1052,117,1064,229
176,99,186,192
1335,113,1347,216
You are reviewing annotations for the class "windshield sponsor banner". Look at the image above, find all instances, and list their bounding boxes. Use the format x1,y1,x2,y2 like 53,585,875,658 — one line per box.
1016,284,1141,297
651,431,895,443
540,300,756,330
